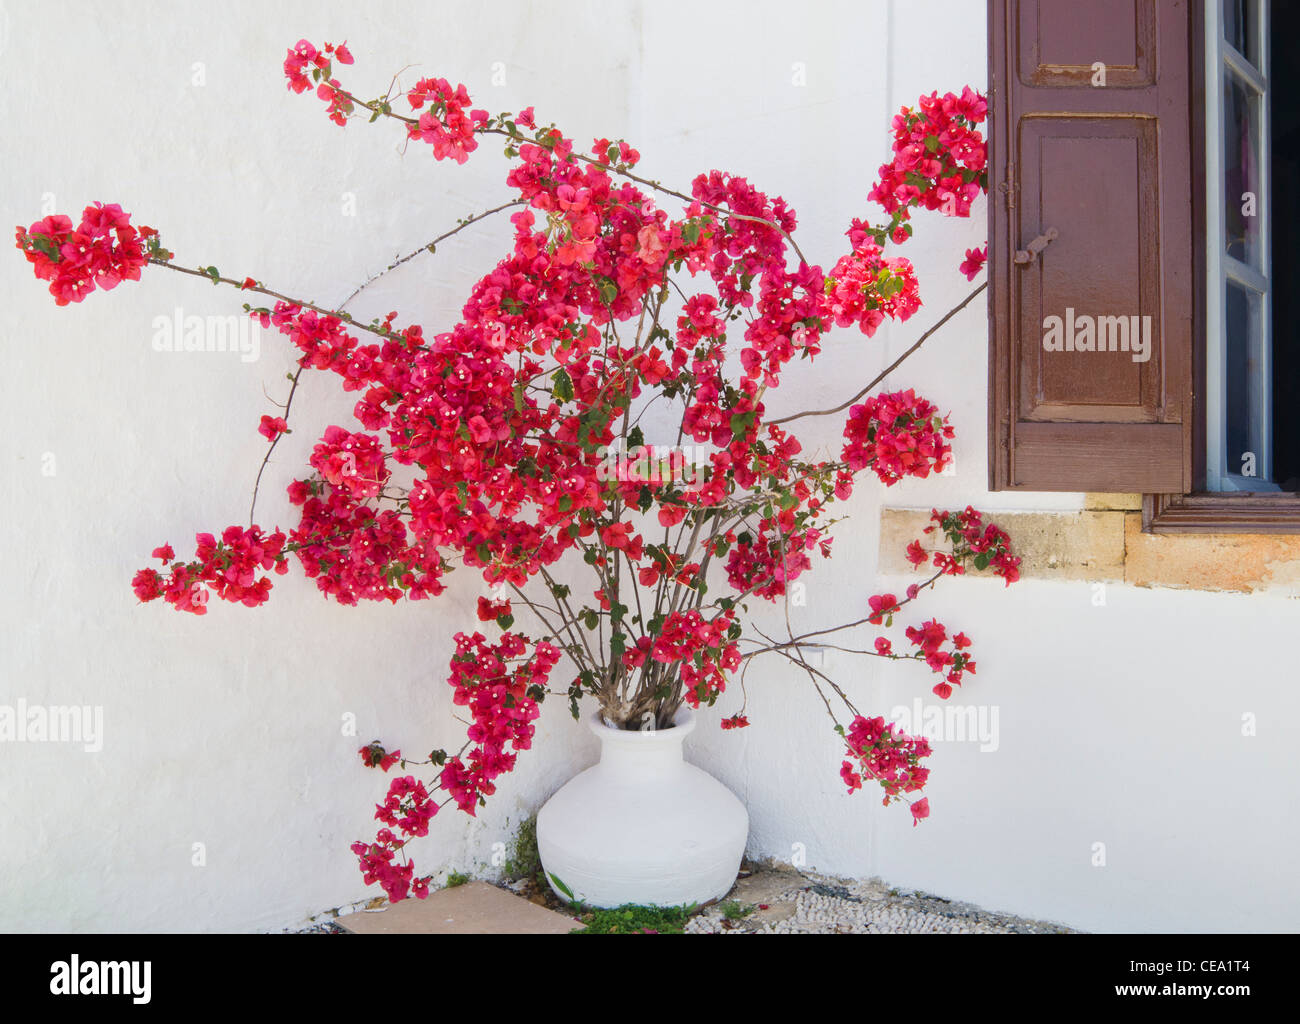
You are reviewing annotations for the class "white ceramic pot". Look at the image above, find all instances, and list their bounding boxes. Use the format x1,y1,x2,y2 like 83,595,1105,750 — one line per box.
536,706,749,909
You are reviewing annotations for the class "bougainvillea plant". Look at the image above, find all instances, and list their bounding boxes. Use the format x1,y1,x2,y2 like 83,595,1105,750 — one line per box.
15,39,1019,903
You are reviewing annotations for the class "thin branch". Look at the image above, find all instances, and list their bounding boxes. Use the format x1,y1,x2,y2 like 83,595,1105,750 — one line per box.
337,199,526,309
771,280,987,427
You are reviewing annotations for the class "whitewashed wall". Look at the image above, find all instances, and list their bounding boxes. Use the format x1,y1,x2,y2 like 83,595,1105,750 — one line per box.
2,0,1295,933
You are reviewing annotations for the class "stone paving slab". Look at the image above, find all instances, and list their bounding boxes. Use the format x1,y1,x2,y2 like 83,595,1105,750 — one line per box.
338,881,582,935
685,866,1080,934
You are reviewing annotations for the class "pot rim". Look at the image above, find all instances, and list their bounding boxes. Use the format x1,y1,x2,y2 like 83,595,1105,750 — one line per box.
588,705,695,741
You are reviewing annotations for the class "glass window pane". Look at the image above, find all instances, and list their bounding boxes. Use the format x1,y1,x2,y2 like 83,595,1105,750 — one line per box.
1223,0,1260,67
1224,75,1262,267
1225,282,1263,478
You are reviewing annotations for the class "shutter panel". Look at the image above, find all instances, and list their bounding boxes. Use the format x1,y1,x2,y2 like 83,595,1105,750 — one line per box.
988,0,1194,492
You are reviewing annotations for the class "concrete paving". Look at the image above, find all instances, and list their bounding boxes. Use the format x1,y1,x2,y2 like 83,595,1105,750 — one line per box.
337,881,582,935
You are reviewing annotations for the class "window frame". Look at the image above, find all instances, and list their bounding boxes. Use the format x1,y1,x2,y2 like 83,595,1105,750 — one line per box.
1206,0,1273,492
1142,0,1300,531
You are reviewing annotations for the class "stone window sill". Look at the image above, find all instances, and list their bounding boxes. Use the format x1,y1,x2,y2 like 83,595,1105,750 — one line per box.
879,495,1300,594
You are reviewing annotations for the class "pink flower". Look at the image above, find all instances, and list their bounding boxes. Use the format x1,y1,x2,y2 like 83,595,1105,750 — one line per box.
258,415,289,441
959,245,987,281
910,797,930,826
867,593,898,625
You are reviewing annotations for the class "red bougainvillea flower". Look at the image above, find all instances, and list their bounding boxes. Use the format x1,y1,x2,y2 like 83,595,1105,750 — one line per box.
841,715,932,807
867,593,899,625
960,245,987,281
842,390,954,485
258,415,289,441
825,239,920,336
134,525,290,613
359,742,401,771
14,203,153,305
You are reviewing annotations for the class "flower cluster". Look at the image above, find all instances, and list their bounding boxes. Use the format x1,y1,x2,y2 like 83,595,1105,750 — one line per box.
644,608,741,708
14,204,154,306
842,389,954,484
904,619,975,699
351,770,437,901
407,78,489,164
132,527,289,613
439,632,559,814
861,87,989,279
825,239,921,336
840,715,932,824
284,39,355,124
868,87,988,221
921,506,1021,586
309,425,389,500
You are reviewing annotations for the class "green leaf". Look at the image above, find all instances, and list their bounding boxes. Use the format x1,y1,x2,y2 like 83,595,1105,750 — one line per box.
549,873,576,900
730,410,756,442
552,368,574,403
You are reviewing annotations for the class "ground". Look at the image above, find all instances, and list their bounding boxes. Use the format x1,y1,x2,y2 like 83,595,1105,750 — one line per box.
293,860,1081,934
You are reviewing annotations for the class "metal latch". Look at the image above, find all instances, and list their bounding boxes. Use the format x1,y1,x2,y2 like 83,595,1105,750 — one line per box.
1014,227,1058,265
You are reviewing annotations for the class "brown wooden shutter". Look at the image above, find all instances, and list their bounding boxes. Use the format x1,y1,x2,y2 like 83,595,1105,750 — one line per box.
987,0,1194,492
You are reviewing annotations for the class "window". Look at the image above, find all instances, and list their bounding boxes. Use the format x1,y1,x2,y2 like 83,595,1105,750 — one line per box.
987,0,1300,531
1206,0,1271,491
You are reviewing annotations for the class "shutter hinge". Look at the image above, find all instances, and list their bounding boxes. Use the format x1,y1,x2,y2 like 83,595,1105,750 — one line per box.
998,164,1018,209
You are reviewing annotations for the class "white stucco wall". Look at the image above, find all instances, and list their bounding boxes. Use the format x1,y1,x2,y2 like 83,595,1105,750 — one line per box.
2,0,1295,933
